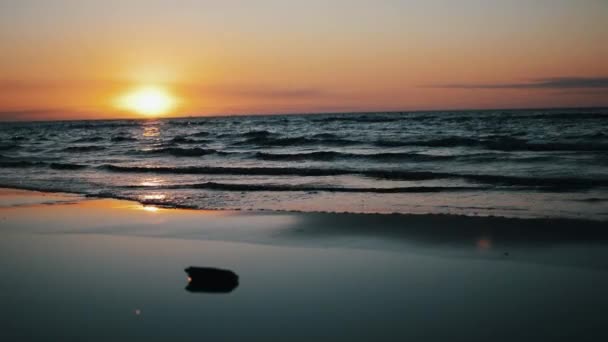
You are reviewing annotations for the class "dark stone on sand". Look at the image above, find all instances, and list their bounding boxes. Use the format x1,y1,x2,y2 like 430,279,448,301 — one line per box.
184,266,239,293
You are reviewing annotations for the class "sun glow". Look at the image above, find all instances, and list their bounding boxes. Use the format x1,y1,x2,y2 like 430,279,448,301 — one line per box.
116,86,176,116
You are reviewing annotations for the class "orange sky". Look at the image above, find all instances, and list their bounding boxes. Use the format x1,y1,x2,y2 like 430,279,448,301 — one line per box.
1,0,607,120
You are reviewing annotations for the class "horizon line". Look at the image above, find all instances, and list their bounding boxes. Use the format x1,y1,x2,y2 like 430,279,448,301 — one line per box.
1,105,607,123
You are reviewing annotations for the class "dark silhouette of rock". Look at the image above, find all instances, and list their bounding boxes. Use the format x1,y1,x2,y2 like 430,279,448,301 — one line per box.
184,266,239,293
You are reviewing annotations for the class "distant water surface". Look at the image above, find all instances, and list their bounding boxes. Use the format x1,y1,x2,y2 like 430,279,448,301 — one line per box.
1,108,607,219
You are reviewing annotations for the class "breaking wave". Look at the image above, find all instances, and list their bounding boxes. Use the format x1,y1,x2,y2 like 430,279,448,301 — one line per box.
99,164,608,189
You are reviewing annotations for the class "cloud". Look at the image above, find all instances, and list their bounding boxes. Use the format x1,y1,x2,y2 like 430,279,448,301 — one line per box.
180,83,336,100
239,88,328,98
0,79,122,92
0,109,76,121
0,107,127,121
555,89,608,96
429,77,608,89
0,79,335,101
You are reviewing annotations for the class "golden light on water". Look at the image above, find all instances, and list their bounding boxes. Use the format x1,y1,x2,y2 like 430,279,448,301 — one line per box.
142,194,166,200
116,86,176,116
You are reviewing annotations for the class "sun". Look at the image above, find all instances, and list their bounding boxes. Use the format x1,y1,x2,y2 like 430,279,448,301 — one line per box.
116,86,176,116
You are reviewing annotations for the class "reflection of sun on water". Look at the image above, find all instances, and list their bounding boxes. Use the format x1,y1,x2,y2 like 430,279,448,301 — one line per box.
142,206,160,212
142,126,160,137
140,193,165,212
142,194,166,200
116,86,176,116
140,180,163,187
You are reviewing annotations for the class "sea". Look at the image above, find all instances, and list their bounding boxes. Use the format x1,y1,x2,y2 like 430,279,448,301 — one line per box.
1,108,607,220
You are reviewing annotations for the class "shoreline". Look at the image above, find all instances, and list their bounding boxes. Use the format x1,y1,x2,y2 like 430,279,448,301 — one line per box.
2,186,608,265
2,185,606,223
2,105,606,123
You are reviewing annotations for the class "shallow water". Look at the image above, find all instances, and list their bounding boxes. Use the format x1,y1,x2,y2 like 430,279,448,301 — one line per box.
1,108,607,219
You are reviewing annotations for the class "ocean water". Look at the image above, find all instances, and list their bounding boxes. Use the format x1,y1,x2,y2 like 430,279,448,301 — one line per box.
1,108,607,220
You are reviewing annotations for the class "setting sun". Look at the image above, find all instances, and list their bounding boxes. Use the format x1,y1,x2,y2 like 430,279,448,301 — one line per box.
116,86,176,116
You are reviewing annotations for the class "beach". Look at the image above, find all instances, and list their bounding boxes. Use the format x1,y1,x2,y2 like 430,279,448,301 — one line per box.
2,0,607,340
2,187,608,341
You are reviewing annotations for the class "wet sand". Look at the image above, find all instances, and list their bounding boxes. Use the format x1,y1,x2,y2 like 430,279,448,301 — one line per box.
1,188,608,341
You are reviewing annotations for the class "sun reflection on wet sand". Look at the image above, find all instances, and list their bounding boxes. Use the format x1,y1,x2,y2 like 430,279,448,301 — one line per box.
114,202,165,213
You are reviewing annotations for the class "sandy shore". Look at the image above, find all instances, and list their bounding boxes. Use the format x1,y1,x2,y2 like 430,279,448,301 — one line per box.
1,188,608,341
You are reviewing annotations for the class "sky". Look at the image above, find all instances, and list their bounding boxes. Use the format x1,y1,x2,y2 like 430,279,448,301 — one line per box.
1,0,607,120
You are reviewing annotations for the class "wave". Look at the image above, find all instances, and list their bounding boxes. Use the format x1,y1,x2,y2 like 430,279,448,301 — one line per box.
130,181,488,193
254,151,455,162
574,197,608,203
564,132,606,140
242,130,277,138
510,112,608,120
99,164,608,189
110,136,137,142
49,162,88,170
434,112,608,121
167,119,210,127
169,136,210,144
312,115,405,123
0,159,88,170
369,170,608,188
374,137,477,148
140,147,218,157
62,121,141,129
310,133,339,139
62,145,106,152
254,151,344,161
189,131,210,137
72,136,104,143
233,136,312,147
100,164,352,176
320,138,360,146
234,135,360,147
481,138,608,152
227,133,608,151
0,160,39,168
308,111,608,123
0,143,20,151
374,136,608,152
